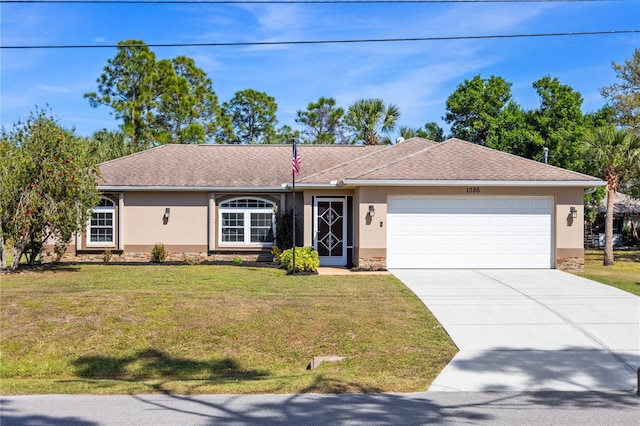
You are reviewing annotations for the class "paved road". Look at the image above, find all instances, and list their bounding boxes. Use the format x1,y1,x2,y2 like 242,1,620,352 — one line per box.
2,392,639,425
391,269,640,392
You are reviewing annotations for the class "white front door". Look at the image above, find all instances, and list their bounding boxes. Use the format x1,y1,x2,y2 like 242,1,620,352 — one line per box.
314,198,347,266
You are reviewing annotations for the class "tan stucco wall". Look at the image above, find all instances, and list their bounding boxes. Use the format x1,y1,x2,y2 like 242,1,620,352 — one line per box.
350,185,587,269
124,192,208,247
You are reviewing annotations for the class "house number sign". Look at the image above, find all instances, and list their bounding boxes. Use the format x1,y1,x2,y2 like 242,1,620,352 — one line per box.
466,187,481,194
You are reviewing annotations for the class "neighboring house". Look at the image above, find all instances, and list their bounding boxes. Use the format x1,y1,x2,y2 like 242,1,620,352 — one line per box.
586,192,640,247
62,138,604,271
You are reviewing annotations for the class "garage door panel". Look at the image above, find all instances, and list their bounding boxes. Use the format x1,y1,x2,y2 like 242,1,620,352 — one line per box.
387,197,552,269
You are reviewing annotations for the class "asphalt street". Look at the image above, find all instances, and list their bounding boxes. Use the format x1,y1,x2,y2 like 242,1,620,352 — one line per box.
1,391,639,425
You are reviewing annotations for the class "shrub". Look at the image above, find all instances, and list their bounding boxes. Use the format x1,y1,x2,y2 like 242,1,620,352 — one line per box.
150,243,167,263
53,244,66,263
102,249,113,264
275,209,295,251
183,255,202,266
279,246,319,273
232,256,244,265
271,246,282,262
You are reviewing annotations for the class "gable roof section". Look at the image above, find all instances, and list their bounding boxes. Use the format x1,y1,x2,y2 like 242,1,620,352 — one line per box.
98,138,603,190
98,143,383,189
343,138,601,185
297,137,436,184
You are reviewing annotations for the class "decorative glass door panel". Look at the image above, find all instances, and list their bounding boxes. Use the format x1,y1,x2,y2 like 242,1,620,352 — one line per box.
314,198,347,265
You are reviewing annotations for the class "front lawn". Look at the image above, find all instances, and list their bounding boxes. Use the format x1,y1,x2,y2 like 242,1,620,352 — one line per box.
574,249,640,296
0,264,456,395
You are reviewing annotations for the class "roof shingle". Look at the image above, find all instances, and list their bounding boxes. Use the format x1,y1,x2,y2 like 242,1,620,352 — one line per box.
98,138,601,188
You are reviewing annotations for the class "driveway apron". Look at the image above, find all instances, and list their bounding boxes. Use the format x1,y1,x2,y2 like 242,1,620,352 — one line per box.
391,269,640,392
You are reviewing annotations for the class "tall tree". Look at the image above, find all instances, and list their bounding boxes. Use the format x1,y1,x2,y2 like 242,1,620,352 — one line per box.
153,56,221,144
85,39,157,151
85,129,136,163
296,97,346,144
219,89,278,144
397,126,418,141
417,122,445,142
0,108,102,271
586,126,640,266
444,75,512,145
344,98,400,145
86,40,221,148
601,48,640,131
486,101,544,159
530,76,588,171
265,125,300,145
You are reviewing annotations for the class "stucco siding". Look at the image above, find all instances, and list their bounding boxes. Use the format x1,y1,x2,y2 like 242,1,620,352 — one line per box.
124,192,208,246
352,185,586,270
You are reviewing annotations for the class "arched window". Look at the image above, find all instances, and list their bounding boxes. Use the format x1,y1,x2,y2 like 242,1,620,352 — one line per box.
87,198,115,246
219,198,275,246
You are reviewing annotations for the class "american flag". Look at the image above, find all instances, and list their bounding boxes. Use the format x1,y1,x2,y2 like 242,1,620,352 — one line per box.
292,141,301,175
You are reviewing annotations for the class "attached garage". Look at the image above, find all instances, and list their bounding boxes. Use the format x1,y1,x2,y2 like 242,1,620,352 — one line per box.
387,196,553,269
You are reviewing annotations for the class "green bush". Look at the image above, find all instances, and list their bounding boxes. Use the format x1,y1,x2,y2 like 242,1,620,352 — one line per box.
150,243,167,263
271,246,282,262
279,246,319,273
232,256,244,265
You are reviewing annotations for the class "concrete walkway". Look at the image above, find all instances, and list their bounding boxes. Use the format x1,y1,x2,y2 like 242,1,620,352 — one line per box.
391,269,640,392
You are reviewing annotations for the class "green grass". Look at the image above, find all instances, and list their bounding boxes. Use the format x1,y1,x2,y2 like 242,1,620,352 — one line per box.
574,249,640,296
0,264,456,395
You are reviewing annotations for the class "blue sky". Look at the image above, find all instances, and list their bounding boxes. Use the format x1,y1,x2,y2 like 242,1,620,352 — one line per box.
1,1,638,138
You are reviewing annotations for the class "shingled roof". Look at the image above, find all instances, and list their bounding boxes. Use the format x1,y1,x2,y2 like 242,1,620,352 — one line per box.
98,138,602,189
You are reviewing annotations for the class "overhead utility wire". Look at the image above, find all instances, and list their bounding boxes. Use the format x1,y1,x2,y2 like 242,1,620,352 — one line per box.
2,29,637,49
0,0,623,4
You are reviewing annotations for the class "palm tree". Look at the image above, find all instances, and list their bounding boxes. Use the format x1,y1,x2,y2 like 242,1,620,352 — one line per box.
344,99,400,145
586,126,640,266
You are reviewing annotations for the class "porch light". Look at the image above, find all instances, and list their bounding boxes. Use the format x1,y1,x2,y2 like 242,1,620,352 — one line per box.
368,205,375,217
570,207,577,219
163,208,171,220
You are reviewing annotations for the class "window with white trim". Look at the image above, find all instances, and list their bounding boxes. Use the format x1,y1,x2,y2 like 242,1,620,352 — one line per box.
219,198,275,246
87,198,115,246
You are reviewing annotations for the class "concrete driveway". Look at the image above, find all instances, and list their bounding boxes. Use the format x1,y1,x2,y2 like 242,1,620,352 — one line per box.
391,269,640,392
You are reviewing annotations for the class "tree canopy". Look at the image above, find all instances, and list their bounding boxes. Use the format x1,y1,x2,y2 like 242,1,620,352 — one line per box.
85,40,221,149
0,108,102,271
445,75,512,145
219,89,278,144
344,98,400,145
296,97,346,144
601,48,640,131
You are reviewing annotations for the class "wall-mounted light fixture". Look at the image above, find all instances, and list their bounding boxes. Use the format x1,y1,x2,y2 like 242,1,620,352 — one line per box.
368,205,375,218
163,208,171,220
570,207,577,219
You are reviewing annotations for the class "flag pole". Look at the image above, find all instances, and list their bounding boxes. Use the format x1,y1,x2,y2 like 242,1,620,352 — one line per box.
291,138,296,275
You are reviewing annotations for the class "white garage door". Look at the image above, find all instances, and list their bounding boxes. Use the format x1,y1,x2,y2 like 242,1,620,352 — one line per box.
387,197,552,269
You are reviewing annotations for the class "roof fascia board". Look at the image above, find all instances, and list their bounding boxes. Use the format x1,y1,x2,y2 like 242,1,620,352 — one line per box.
280,182,343,190
342,179,606,187
98,186,287,192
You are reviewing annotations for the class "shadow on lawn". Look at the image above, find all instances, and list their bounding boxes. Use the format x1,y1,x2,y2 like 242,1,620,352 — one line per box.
71,348,269,387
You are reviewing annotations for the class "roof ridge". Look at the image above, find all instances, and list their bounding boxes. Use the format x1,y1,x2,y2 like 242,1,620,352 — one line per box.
98,144,168,166
349,143,441,179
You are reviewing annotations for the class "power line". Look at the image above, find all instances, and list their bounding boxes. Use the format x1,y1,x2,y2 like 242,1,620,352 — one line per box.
2,29,637,49
0,0,624,4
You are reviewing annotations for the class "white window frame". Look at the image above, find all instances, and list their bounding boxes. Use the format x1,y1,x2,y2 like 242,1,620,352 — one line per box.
218,198,276,247
87,198,116,247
